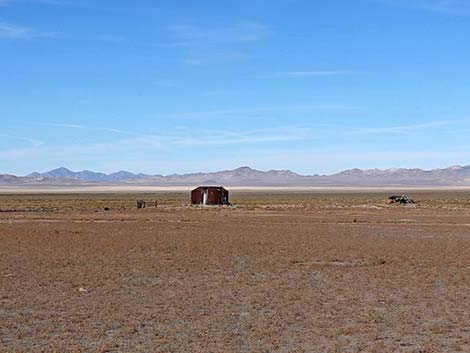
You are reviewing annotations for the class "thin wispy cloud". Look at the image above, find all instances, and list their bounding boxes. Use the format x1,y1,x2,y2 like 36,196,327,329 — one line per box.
182,51,251,66
166,22,270,65
171,125,312,147
0,134,43,146
0,123,314,170
81,33,125,43
40,123,85,129
1,0,76,6
172,135,303,147
38,123,142,136
278,70,353,78
345,120,462,136
166,104,359,120
28,0,75,4
182,58,207,66
375,0,470,15
168,22,271,44
0,21,126,44
35,120,466,152
0,21,57,39
31,123,313,152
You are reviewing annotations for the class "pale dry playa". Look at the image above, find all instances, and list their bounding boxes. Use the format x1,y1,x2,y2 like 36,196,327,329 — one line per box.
2,192,470,352
4,185,470,194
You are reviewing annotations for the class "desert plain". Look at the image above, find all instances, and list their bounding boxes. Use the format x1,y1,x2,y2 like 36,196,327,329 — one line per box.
2,191,470,352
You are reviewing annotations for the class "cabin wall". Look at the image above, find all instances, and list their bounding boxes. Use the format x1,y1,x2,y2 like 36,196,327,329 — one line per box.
191,188,204,205
191,187,229,205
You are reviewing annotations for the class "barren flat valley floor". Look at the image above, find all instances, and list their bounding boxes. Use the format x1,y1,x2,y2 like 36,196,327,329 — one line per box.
2,191,470,352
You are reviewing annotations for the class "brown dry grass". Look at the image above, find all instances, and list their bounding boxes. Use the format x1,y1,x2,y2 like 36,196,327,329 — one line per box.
2,191,470,352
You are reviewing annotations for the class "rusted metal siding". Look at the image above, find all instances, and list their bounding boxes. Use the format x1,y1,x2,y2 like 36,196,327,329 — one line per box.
191,186,229,205
191,187,204,205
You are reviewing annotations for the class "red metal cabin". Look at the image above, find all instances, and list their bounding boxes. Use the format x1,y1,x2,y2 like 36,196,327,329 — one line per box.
191,186,230,206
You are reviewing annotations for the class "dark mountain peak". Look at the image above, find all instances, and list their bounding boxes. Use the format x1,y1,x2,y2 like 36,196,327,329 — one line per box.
108,170,140,181
81,169,99,174
335,168,363,176
43,167,75,178
50,167,73,173
109,170,135,177
267,169,300,177
0,174,19,183
446,165,465,171
113,170,133,174
232,166,255,172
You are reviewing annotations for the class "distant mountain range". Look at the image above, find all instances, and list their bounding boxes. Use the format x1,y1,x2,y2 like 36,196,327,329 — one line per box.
27,167,151,182
2,165,470,187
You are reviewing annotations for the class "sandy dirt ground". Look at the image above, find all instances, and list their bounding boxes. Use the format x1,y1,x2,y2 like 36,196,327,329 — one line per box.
2,192,470,352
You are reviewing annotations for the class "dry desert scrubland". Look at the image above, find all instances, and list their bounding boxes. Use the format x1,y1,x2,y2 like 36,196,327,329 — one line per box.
2,191,470,352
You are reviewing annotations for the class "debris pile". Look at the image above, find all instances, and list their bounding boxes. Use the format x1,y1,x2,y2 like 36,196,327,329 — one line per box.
136,200,158,209
386,195,416,205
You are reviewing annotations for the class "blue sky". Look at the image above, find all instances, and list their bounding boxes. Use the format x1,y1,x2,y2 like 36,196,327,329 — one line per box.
1,0,470,175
